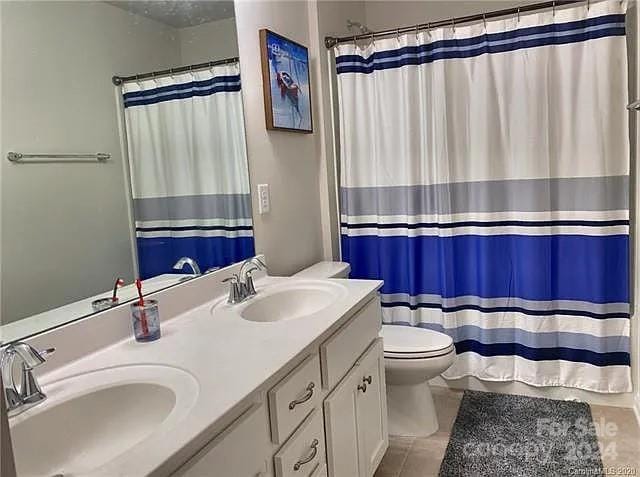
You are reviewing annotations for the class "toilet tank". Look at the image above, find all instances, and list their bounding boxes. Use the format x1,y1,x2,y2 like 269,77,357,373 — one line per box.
293,261,351,279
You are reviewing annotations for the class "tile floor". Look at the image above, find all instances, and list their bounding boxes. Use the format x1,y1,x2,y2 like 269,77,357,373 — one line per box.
374,387,640,477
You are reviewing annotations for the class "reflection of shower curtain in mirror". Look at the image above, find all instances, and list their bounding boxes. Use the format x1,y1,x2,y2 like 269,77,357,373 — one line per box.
123,64,254,279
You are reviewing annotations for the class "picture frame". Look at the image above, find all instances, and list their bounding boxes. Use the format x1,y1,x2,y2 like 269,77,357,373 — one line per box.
259,29,313,133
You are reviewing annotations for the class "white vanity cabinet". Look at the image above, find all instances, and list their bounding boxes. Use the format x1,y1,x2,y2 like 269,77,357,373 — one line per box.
171,295,387,477
174,404,271,477
324,339,388,477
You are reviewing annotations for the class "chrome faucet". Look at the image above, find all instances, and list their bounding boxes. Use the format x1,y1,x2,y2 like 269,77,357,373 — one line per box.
1,342,55,416
223,257,268,304
173,257,202,275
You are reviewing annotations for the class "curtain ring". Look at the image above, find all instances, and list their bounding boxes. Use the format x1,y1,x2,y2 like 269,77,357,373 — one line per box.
415,24,420,42
552,1,556,16
517,7,521,23
396,28,401,43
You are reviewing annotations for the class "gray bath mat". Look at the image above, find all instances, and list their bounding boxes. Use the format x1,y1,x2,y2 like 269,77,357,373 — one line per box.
439,391,603,477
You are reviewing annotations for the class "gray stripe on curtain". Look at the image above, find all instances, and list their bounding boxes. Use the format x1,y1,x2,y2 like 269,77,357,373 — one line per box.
388,322,630,354
134,193,253,221
341,175,629,216
380,293,630,315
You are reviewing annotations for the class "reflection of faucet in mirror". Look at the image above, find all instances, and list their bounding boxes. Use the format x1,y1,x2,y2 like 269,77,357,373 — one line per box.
173,257,202,276
1,342,55,416
91,277,125,312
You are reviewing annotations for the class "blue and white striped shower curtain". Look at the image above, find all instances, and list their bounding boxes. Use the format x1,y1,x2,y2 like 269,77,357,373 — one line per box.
336,0,631,392
123,64,254,279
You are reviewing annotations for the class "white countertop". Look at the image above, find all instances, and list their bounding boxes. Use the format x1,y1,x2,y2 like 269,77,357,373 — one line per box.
22,276,382,476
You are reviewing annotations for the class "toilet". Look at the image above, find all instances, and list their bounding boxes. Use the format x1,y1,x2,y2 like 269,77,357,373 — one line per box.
295,261,456,438
381,324,455,437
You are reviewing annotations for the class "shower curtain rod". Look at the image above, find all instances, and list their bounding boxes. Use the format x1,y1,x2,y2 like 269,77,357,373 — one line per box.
324,0,586,48
112,56,240,86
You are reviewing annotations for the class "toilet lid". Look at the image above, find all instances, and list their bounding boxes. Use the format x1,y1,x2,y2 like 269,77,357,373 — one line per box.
381,325,454,359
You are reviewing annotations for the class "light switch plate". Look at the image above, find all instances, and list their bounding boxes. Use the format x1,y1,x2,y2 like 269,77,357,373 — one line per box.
257,184,270,214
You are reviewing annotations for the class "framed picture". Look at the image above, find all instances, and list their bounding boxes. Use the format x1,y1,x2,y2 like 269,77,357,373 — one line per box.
259,29,313,133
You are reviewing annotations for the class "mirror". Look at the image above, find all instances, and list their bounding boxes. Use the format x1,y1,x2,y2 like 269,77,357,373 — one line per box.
1,0,254,342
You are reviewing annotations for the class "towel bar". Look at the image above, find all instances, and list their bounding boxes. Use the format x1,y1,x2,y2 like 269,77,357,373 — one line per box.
6,152,110,163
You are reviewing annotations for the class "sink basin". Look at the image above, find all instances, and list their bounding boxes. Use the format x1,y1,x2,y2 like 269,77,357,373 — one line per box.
9,365,198,477
235,280,348,323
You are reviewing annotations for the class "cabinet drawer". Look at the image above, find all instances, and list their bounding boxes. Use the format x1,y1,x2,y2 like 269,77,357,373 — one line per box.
274,409,326,477
174,403,270,477
320,296,381,389
269,354,322,444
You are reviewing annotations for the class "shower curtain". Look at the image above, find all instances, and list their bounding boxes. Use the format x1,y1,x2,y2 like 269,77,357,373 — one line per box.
123,63,254,279
336,0,631,392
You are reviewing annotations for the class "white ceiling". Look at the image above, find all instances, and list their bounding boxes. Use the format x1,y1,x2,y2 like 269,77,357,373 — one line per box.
107,1,235,28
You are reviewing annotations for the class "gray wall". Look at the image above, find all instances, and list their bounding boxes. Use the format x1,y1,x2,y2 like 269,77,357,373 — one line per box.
363,1,536,31
179,17,239,65
0,1,181,322
235,0,326,276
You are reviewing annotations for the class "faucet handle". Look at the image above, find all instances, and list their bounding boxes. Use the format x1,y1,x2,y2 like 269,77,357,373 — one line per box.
223,274,242,304
12,343,53,370
36,347,55,363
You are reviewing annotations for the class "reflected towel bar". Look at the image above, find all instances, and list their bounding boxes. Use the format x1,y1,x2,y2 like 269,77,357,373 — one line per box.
627,100,640,111
7,152,110,163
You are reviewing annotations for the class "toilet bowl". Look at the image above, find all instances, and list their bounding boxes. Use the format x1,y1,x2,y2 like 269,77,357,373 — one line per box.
381,325,456,437
294,262,455,437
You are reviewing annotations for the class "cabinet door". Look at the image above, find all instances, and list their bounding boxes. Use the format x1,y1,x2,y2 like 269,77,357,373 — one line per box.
323,362,362,477
355,339,388,476
324,339,388,477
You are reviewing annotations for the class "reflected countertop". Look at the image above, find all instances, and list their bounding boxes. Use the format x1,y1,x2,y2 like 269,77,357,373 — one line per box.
0,274,193,344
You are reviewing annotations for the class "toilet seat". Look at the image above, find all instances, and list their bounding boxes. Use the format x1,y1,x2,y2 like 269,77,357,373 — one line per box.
381,325,454,359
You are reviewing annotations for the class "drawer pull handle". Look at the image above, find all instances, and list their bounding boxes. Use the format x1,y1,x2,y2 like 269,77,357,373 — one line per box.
358,383,367,393
289,382,315,410
363,375,372,385
293,438,319,471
